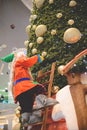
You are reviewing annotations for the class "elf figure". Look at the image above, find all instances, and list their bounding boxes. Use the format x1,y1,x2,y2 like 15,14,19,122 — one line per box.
0,48,58,129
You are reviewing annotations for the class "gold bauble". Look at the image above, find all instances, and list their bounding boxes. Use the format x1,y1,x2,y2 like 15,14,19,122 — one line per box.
15,110,20,118
32,25,37,30
58,65,65,75
52,86,59,94
35,0,45,9
32,48,37,54
29,43,34,48
51,29,57,35
69,0,77,7
35,24,47,37
63,28,81,44
24,40,29,47
37,37,44,44
42,51,47,57
25,25,31,35
68,19,74,25
56,13,63,18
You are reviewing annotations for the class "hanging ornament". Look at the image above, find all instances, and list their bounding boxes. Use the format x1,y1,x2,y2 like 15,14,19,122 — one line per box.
32,48,37,54
35,0,45,9
68,19,74,25
26,25,31,36
56,13,63,19
49,0,54,4
37,37,44,44
42,51,47,57
29,43,34,48
24,40,29,47
63,28,81,44
51,29,57,35
35,24,47,37
69,0,77,7
58,65,65,75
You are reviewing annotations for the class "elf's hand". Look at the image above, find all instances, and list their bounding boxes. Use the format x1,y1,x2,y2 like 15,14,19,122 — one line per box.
38,54,44,63
40,56,44,61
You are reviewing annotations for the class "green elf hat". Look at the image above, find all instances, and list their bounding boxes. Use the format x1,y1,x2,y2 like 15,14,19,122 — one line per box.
0,53,14,63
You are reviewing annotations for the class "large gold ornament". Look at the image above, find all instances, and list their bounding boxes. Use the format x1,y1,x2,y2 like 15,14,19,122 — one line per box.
35,24,47,37
63,28,81,44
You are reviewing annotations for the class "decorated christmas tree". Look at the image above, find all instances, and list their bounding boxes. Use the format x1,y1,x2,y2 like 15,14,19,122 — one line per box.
25,0,87,88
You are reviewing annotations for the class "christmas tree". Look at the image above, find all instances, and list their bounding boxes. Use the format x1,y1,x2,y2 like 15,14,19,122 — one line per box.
25,0,87,88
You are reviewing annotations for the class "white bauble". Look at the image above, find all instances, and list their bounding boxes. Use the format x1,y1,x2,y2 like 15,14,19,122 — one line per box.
42,51,47,57
35,0,45,9
35,24,47,37
56,13,63,18
68,19,74,25
69,0,77,7
80,72,87,84
63,28,81,44
37,37,44,44
29,43,34,48
32,48,37,54
58,65,65,75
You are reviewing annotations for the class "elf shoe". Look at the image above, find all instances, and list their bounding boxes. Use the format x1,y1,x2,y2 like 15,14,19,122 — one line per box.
21,112,31,127
34,94,58,110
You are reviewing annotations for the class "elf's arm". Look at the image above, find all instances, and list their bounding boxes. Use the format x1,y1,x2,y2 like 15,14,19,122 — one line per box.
18,54,44,68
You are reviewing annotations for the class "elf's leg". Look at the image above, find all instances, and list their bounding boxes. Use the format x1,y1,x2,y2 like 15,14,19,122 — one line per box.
16,89,35,127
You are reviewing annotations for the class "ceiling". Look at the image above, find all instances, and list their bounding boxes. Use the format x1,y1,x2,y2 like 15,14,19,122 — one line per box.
0,0,32,89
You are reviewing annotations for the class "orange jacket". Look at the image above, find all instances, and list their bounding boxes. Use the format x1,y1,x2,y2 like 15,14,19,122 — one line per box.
13,55,42,102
